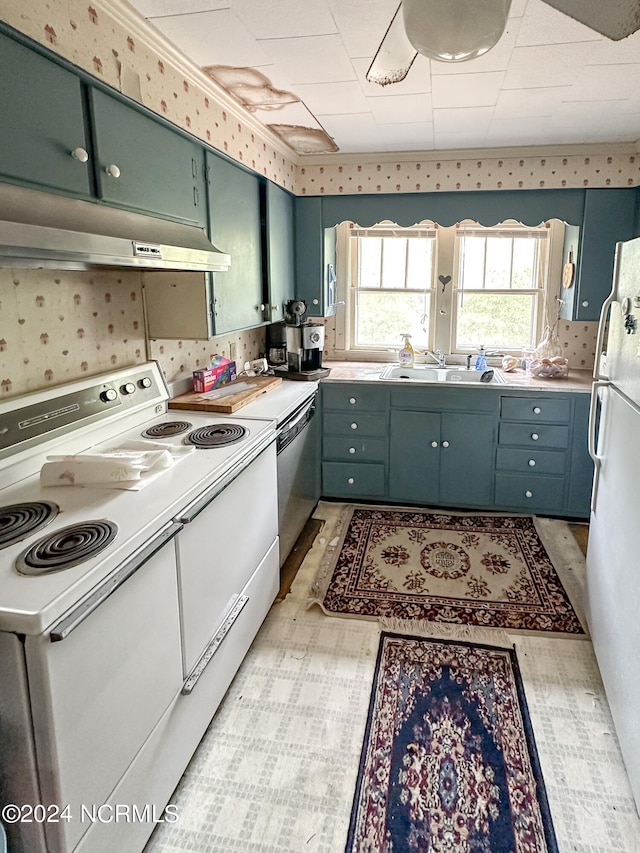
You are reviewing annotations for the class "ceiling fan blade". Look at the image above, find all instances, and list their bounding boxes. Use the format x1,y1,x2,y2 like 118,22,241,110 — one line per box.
366,2,418,86
541,0,640,40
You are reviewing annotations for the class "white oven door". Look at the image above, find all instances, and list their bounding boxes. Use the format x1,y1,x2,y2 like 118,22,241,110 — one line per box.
24,524,183,853
176,442,278,675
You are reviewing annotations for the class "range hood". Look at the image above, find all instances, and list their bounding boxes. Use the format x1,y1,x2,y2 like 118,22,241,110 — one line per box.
0,185,230,272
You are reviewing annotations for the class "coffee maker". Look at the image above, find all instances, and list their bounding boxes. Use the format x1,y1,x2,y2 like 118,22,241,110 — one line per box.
281,300,329,378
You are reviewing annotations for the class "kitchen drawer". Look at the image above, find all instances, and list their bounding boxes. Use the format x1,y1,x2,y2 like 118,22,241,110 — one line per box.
323,435,387,462
322,461,386,497
323,412,387,437
322,384,387,412
498,422,570,449
500,396,570,423
496,447,567,475
495,473,565,511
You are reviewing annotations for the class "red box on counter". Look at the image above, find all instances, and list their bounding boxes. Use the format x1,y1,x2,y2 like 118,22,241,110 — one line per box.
192,359,237,393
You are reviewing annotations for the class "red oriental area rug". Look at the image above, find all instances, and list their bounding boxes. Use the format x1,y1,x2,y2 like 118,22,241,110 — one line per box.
346,633,558,853
311,505,585,635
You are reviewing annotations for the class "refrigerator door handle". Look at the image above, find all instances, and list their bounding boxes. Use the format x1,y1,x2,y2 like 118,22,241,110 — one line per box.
588,380,610,512
593,242,622,381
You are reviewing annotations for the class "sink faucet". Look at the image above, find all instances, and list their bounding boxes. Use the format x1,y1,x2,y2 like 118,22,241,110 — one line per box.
425,349,446,367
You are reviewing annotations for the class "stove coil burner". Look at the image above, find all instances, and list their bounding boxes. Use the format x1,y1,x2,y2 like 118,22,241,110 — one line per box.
0,501,59,550
16,520,118,576
142,421,192,439
185,423,248,449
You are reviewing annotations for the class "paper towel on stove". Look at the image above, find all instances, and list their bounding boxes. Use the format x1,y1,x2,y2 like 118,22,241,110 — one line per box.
40,442,195,490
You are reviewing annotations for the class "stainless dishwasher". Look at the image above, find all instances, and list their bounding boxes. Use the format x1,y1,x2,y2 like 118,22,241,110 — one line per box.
275,391,320,566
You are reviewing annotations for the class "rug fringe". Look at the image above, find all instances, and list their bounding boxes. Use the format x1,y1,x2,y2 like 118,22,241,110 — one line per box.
379,618,515,649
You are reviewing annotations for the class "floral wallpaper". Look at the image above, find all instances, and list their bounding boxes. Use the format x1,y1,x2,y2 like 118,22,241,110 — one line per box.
1,0,635,398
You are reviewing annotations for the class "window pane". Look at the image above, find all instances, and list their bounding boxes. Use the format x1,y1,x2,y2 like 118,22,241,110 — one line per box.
355,291,430,348
456,292,536,349
511,238,537,289
406,239,433,289
485,237,512,290
358,238,382,289
381,238,407,289
459,237,485,289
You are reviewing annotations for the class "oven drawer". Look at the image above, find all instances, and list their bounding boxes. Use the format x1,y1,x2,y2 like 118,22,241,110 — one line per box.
177,443,278,674
26,539,183,853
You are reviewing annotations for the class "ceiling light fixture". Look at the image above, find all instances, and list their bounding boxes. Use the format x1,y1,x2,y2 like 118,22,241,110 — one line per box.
402,0,512,63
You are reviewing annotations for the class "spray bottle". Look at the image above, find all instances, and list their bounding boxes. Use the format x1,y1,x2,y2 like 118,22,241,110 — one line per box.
398,334,415,367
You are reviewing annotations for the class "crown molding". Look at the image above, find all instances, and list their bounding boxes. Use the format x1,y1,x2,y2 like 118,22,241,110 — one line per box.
100,0,300,166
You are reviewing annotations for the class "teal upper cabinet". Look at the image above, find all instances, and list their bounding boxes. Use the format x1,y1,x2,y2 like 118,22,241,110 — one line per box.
294,197,337,316
206,151,265,334
0,31,91,197
88,88,207,227
562,188,638,321
264,182,295,323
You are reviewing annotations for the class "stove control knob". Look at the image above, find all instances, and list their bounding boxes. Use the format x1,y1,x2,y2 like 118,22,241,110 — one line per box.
100,388,118,403
138,377,152,389
121,382,136,395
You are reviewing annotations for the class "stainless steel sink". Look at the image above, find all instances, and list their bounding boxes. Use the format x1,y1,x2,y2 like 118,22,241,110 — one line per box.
379,365,504,384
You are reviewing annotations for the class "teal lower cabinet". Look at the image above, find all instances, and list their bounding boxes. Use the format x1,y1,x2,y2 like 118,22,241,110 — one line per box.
389,410,495,508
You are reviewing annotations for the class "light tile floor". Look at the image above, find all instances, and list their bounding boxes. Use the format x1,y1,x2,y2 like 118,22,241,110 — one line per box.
145,503,640,853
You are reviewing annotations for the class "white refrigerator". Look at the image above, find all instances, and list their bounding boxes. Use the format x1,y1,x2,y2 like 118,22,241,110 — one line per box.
587,236,640,812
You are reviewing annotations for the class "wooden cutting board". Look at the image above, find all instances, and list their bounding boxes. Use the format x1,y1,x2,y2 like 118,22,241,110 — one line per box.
169,375,282,414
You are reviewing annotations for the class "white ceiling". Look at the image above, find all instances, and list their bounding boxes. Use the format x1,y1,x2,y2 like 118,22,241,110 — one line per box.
126,0,640,155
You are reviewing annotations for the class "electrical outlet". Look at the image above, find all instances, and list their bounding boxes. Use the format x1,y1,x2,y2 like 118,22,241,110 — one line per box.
229,342,237,361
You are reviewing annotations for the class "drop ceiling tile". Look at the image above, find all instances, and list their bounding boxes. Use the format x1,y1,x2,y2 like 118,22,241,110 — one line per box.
432,72,505,109
564,63,640,101
377,122,435,151
516,0,602,45
557,99,632,122
292,81,370,115
352,57,432,97
252,101,324,129
433,106,494,134
233,0,337,40
502,42,595,89
494,85,572,118
315,112,385,153
586,29,640,64
130,0,227,17
327,0,402,58
433,130,489,149
257,34,356,84
368,93,433,124
150,9,270,67
485,116,554,146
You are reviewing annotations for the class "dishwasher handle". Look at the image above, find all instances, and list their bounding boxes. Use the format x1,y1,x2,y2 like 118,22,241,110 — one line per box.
276,398,316,455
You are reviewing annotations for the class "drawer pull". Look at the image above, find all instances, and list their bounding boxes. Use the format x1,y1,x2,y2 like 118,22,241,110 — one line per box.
533,406,541,415
525,490,533,498
442,440,450,448
347,477,355,485
349,397,357,405
531,433,539,441
349,447,356,454
528,459,536,466
351,422,358,430
431,441,438,448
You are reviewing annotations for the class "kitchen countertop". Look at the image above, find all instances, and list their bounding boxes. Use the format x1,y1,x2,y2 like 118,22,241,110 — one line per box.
321,361,593,392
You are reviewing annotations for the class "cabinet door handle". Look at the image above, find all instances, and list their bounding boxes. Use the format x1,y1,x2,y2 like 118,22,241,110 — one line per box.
350,422,358,430
192,157,198,178
347,477,354,484
528,459,536,466
525,490,533,498
349,447,356,454
531,433,539,441
193,187,200,207
349,397,357,404
105,163,121,178
442,440,450,448
431,441,438,448
533,406,541,414
71,147,89,163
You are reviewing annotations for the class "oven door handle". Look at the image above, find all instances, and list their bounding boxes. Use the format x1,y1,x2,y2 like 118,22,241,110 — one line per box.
181,593,249,694
49,521,183,642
